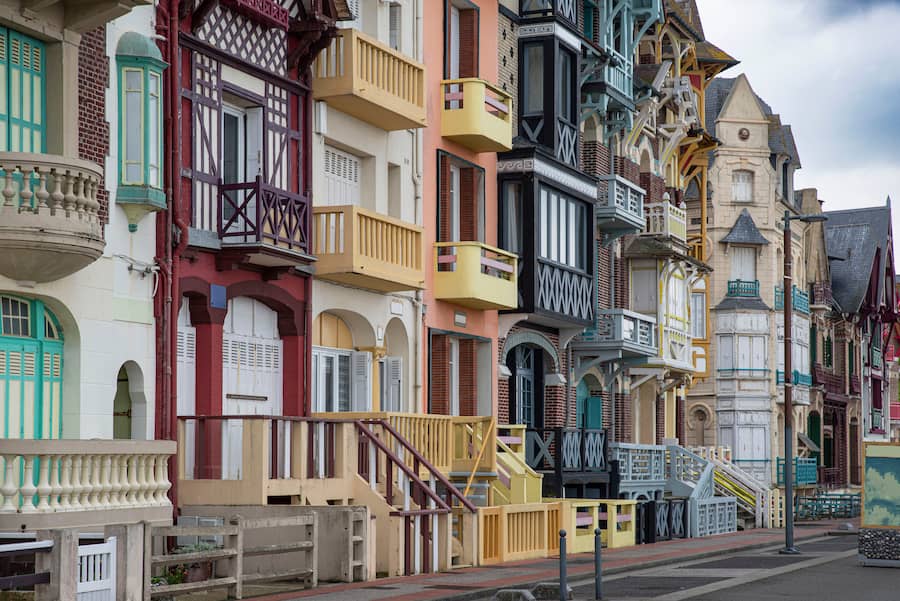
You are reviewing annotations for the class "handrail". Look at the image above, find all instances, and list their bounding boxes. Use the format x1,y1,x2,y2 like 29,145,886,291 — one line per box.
496,435,540,479
354,421,451,515
433,240,518,261
364,419,476,513
441,77,512,106
462,420,495,498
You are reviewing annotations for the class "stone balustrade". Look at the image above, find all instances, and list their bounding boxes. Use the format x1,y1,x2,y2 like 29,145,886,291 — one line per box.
0,439,175,529
0,152,105,282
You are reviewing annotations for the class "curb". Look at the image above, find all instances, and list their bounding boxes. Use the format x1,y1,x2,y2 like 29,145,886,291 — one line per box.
433,529,839,601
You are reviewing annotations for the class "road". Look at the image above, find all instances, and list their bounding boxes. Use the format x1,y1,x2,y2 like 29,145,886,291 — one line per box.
475,534,899,601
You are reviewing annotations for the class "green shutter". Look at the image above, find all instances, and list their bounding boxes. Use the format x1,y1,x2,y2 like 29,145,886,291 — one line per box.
810,324,817,365
0,27,8,152
7,30,44,153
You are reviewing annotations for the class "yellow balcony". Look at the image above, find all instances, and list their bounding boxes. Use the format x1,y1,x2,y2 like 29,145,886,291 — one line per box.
313,28,426,131
440,78,513,152
312,205,424,292
434,242,518,310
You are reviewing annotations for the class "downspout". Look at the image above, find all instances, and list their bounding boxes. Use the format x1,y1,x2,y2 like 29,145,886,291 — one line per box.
411,0,425,410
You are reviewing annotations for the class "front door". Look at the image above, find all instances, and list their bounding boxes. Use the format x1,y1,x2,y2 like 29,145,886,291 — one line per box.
515,346,536,427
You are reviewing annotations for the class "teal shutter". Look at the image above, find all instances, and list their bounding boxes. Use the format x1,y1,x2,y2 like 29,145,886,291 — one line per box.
0,27,8,152
7,30,44,153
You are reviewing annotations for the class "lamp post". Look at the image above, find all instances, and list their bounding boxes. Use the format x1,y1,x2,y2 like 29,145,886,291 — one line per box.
781,210,827,555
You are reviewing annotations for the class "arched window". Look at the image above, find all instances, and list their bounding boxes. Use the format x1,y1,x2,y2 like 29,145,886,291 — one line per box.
0,295,63,439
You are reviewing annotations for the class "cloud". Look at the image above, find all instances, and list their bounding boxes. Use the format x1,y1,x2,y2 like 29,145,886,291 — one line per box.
697,0,900,251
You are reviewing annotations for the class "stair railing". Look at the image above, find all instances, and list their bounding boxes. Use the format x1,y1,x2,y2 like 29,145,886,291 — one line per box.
462,420,495,498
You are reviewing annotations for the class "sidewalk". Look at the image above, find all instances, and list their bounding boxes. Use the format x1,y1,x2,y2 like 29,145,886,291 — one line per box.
245,520,854,601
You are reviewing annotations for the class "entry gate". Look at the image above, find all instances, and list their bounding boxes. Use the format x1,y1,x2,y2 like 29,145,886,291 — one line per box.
76,537,116,600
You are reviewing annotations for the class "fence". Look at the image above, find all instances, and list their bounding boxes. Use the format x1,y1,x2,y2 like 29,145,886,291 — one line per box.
477,503,560,565
145,514,317,600
77,537,116,601
0,539,53,591
690,496,738,538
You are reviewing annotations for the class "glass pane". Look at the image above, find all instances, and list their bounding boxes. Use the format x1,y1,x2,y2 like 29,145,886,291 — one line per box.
502,181,522,253
149,92,160,185
126,164,142,182
559,51,572,122
550,192,558,262
338,354,350,412
523,44,543,114
540,189,548,258
324,356,334,412
125,89,142,167
222,113,240,185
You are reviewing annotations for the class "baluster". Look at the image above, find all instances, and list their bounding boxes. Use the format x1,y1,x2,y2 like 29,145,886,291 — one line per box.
19,167,34,212
99,455,112,507
126,455,140,506
84,177,100,216
2,169,16,208
63,173,77,216
48,455,61,510
143,455,157,505
156,454,170,504
70,455,83,509
79,454,93,508
118,454,129,506
49,170,64,212
1,456,20,511
34,170,49,213
87,455,101,508
36,455,51,510
74,174,87,218
59,455,73,510
106,455,121,507
137,455,150,505
20,455,38,513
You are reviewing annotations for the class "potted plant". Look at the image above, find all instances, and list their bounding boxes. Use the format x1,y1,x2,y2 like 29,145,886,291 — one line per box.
173,541,218,583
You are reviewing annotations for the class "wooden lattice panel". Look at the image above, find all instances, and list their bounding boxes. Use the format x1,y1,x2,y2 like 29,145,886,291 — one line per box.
196,5,287,76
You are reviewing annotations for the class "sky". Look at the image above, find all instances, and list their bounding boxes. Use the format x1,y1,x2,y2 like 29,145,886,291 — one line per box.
695,0,900,254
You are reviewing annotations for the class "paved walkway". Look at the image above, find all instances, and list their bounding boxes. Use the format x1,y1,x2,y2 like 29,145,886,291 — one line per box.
237,520,856,601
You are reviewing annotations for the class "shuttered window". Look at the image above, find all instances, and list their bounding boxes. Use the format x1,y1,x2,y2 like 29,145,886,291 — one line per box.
312,347,371,412
437,152,483,243
324,145,361,206
691,292,706,339
732,170,753,203
383,356,403,412
0,28,44,152
730,246,757,282
389,4,401,51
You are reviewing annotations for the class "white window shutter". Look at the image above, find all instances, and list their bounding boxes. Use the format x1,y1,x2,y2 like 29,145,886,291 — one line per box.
351,351,372,411
385,356,403,412
324,145,361,206
342,0,361,29
389,4,401,51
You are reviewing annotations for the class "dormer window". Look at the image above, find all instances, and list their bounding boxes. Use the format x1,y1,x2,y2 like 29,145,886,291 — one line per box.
732,170,753,203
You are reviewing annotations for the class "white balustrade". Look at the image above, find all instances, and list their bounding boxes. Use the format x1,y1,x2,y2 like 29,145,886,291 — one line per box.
0,440,175,517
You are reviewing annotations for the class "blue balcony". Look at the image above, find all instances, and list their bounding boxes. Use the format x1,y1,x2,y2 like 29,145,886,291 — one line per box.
777,457,818,486
596,174,645,236
573,309,657,358
774,285,810,314
776,370,812,387
726,279,760,298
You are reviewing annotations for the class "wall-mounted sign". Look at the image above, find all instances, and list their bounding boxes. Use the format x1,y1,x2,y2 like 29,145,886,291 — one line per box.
224,0,290,30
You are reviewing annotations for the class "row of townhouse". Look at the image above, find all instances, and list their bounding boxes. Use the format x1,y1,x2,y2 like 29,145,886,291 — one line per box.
1,0,896,594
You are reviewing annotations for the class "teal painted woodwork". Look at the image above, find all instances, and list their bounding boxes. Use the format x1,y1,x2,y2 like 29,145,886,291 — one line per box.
0,28,45,153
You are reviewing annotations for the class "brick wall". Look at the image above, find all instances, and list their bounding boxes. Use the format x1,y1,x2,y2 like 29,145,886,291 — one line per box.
615,392,633,443
78,27,110,225
597,241,611,310
459,167,478,240
438,155,451,241
497,13,518,134
655,392,665,444
640,173,667,205
614,157,641,186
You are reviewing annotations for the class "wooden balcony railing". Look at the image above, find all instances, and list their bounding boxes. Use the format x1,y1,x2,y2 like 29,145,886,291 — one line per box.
524,427,608,475
0,439,175,530
440,78,512,152
574,309,657,357
596,174,645,234
811,281,833,307
312,205,424,292
313,28,426,130
643,202,686,242
774,285,810,314
776,457,818,486
519,0,577,24
219,177,310,263
726,279,760,298
776,370,813,387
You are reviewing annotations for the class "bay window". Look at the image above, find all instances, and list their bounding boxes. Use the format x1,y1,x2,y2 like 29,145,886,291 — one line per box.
115,32,168,231
538,185,588,271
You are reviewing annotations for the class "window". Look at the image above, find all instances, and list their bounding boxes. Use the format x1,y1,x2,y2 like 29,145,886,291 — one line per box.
323,145,361,206
523,44,544,115
823,335,833,368
446,2,478,79
500,181,523,254
848,341,854,375
312,347,371,412
691,292,706,339
558,49,575,124
631,268,658,314
538,186,587,270
732,170,753,202
437,152,484,244
718,334,767,373
583,0,598,41
389,3,401,51
731,246,757,281
0,30,45,153
0,296,63,439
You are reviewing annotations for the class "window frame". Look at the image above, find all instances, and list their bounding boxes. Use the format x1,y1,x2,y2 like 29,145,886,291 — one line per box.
537,183,589,272
0,28,46,153
732,169,754,203
117,56,165,189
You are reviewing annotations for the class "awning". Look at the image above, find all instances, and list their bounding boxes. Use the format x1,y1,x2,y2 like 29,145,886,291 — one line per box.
797,431,821,453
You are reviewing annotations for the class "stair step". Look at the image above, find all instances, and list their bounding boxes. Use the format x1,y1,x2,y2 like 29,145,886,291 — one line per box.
498,436,521,445
449,472,498,479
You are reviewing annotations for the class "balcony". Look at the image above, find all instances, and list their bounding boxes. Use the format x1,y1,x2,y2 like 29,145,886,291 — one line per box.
811,281,833,308
776,457,818,486
774,285,810,314
850,375,861,395
871,409,885,434
726,279,760,298
603,52,634,102
872,347,883,370
573,309,657,358
312,205,424,292
433,242,517,310
890,402,900,423
0,439,175,530
519,0,577,25
312,28,426,131
596,174,645,235
441,79,513,152
642,202,686,243
0,153,105,283
219,177,311,267
776,370,812,387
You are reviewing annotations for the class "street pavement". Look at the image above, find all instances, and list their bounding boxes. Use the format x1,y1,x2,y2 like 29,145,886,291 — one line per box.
240,520,854,601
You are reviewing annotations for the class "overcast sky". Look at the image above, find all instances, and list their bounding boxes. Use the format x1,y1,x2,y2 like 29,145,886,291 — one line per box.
695,0,900,254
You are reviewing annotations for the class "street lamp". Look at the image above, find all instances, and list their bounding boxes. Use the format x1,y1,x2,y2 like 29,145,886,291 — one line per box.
781,210,827,555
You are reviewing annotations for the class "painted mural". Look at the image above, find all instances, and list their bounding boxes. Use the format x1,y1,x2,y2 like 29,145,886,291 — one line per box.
863,444,900,528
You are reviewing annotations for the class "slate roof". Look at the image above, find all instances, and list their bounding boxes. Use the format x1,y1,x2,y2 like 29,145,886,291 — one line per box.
722,209,769,245
666,0,704,40
695,41,738,67
714,296,771,312
824,204,892,313
704,77,801,167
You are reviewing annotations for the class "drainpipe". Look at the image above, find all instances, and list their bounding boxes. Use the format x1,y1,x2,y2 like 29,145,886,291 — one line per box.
411,0,425,411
